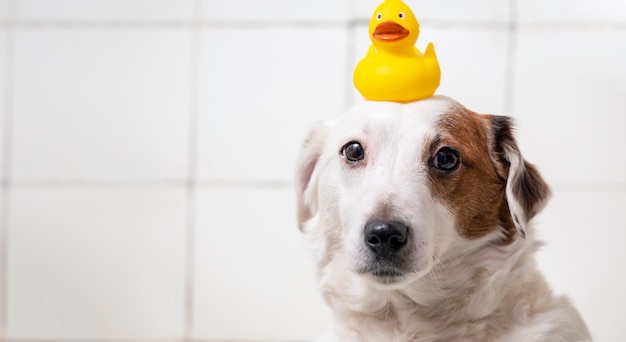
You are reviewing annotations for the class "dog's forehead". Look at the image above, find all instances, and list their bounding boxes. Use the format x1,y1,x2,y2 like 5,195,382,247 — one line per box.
331,96,463,143
345,96,461,121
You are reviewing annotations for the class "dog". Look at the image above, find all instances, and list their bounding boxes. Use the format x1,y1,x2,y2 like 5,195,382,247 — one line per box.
295,96,591,341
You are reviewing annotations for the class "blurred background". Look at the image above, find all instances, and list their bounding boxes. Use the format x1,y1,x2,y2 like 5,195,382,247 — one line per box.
0,0,625,341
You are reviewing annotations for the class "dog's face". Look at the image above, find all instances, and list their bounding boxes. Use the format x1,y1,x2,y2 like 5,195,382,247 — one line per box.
296,96,550,288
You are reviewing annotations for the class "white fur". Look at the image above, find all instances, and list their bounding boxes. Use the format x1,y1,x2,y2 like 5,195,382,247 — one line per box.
296,96,591,342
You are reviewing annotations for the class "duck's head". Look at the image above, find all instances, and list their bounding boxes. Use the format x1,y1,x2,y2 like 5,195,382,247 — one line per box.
369,0,419,51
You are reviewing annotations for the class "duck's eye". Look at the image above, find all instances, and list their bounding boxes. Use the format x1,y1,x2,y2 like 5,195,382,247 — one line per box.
398,12,405,19
376,13,382,20
341,141,365,163
433,147,460,171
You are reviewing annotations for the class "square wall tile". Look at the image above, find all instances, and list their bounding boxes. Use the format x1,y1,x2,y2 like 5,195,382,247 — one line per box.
203,0,350,21
350,24,509,114
353,0,510,23
12,29,191,181
7,186,186,339
519,0,626,24
193,187,330,340
512,31,626,185
16,0,195,21
534,189,626,342
197,27,347,181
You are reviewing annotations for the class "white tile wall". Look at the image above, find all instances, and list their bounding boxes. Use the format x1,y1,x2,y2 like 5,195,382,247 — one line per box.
0,3,6,21
519,0,626,24
535,189,626,342
16,0,195,21
428,28,509,114
7,186,186,340
197,27,347,181
0,0,7,21
1,24,6,339
12,28,191,182
0,28,5,180
512,30,626,185
203,0,350,21
193,187,329,340
0,0,624,341
0,187,4,337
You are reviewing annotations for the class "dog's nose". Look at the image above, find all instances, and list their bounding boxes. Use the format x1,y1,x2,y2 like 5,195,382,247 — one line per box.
364,220,409,257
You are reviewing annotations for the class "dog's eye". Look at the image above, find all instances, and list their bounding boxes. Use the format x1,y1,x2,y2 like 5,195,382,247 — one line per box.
433,147,460,171
342,141,365,163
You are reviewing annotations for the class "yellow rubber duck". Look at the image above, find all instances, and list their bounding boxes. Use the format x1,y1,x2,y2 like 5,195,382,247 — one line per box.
354,0,441,102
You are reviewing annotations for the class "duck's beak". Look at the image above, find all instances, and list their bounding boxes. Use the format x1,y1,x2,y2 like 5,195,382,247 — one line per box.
373,21,409,42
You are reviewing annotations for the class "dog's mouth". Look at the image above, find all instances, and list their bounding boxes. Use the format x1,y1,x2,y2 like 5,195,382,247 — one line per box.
356,264,405,284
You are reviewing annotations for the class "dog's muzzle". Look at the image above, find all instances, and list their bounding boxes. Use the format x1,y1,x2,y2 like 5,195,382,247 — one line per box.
357,219,411,281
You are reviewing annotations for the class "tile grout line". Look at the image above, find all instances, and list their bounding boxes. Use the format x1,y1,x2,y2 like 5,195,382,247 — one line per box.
0,0,16,337
343,20,356,110
0,340,305,342
6,178,626,192
5,179,294,188
184,0,203,339
503,0,519,115
344,0,357,110
2,19,624,31
199,19,513,31
0,340,196,342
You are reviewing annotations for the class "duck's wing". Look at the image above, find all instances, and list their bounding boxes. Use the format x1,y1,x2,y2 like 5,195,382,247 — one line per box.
424,42,437,59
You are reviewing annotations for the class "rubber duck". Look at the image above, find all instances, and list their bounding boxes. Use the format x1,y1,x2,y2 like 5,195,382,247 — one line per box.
354,0,441,102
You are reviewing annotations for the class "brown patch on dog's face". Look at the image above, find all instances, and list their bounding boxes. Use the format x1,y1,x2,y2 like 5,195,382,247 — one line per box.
424,108,517,243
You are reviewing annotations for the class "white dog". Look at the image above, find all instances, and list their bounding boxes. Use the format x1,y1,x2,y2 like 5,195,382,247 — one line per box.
295,96,591,341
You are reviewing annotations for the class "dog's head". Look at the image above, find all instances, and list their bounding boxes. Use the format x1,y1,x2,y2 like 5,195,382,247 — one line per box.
295,96,550,287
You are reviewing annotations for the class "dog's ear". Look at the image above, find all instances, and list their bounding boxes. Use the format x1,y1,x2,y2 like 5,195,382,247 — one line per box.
295,122,331,230
489,115,551,238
